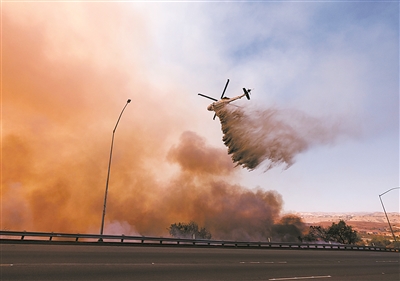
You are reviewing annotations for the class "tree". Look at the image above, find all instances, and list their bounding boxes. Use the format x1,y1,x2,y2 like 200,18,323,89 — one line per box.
302,220,361,245
168,221,212,239
302,225,327,242
326,220,360,244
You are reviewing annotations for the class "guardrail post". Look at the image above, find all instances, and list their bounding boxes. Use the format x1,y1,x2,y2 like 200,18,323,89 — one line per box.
121,234,124,243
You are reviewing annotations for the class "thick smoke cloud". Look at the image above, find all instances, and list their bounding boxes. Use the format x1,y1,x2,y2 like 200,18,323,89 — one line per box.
1,3,306,241
164,131,304,241
215,105,346,171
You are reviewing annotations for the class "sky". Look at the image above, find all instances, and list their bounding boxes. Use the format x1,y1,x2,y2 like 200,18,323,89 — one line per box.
1,1,399,235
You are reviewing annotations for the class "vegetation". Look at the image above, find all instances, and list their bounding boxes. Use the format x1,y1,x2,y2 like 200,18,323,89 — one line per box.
168,221,212,239
302,220,361,245
168,219,400,249
364,235,400,248
301,225,326,242
368,235,391,248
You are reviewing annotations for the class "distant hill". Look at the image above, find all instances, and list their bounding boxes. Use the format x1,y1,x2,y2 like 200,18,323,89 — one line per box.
293,212,399,237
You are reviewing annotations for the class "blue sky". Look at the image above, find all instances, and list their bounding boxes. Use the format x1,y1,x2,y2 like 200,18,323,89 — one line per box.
138,1,399,212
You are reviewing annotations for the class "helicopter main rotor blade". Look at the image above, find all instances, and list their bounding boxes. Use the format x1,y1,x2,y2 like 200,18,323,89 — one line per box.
198,93,218,101
220,79,230,99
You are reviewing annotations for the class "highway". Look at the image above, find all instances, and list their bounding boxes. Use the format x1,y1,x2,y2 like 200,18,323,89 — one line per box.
1,243,399,281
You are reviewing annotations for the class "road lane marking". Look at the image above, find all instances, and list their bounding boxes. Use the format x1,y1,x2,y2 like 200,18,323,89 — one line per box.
376,260,398,263
240,261,287,264
269,276,331,280
0,263,159,267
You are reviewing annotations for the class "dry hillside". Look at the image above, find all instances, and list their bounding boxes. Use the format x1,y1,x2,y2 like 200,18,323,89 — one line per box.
295,212,400,237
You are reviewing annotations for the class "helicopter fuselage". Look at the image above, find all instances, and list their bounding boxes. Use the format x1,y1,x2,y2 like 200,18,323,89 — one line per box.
198,79,251,120
207,94,246,111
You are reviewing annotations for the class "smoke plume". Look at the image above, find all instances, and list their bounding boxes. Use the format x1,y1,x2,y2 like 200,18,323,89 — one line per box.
1,3,306,242
215,105,346,171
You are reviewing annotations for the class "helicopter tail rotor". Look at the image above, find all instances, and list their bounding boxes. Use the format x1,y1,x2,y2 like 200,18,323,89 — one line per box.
243,88,251,100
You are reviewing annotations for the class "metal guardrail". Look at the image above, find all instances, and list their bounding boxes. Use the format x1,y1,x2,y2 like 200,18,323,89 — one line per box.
0,230,398,252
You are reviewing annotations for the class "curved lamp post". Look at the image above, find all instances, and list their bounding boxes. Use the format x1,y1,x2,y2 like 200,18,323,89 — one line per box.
379,187,400,242
99,99,131,239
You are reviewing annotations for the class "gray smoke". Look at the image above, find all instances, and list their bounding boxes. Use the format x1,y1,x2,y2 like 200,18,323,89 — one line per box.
215,105,344,171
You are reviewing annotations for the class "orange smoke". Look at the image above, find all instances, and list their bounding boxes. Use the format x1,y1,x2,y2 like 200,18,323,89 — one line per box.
1,3,305,241
1,2,186,234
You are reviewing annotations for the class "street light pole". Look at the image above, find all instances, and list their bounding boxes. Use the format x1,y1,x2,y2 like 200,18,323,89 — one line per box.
99,99,131,239
378,187,400,242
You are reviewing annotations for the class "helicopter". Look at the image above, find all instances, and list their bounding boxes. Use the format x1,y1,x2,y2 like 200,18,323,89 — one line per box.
198,79,251,120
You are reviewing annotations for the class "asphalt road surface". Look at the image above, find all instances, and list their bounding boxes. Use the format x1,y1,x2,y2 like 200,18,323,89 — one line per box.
1,243,399,281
